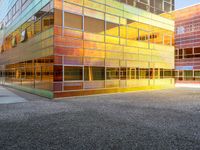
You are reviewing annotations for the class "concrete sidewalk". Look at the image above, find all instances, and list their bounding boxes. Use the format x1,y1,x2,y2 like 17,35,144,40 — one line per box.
0,86,26,104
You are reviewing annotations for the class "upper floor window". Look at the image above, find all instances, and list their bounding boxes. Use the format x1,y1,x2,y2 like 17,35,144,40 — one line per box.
22,0,28,6
139,0,149,4
64,12,83,30
176,26,185,35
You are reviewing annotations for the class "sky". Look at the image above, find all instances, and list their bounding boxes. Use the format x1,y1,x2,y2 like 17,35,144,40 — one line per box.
175,0,200,9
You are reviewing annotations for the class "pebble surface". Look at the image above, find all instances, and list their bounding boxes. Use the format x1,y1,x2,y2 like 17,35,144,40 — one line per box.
0,87,200,150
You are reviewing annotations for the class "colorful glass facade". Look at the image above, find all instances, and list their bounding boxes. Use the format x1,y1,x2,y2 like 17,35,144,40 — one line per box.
117,0,174,14
174,4,200,85
0,0,175,98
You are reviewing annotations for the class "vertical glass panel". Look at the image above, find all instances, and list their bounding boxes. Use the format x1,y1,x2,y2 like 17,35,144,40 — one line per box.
160,68,164,79
140,68,149,79
164,2,171,12
106,68,119,80
64,66,83,81
84,16,105,34
120,68,127,80
127,0,135,6
35,19,41,34
54,65,63,81
127,27,138,40
155,68,159,79
42,12,54,31
164,35,171,45
64,12,83,30
106,22,119,37
139,0,149,4
35,66,42,80
130,68,136,79
164,69,172,78
84,67,105,81
27,23,34,39
138,29,149,42
155,0,163,12
194,71,200,77
54,9,62,26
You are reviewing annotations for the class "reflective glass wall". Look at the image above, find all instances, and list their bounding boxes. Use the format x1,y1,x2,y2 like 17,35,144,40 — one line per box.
0,0,174,98
174,5,200,84
116,0,174,14
0,0,54,98
53,0,175,97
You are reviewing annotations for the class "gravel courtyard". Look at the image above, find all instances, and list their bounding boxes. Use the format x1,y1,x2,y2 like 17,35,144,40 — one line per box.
0,87,200,150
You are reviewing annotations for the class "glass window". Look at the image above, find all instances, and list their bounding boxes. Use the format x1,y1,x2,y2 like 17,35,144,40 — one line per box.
194,47,200,54
155,0,163,11
106,68,119,80
184,70,193,80
84,67,105,81
160,69,164,78
127,27,138,40
140,68,149,79
120,68,127,80
154,32,163,44
64,12,83,30
42,12,54,31
164,2,171,12
130,68,136,79
27,23,34,39
164,70,172,78
184,48,193,55
16,0,20,11
164,35,172,45
136,1,149,11
20,30,28,42
54,66,63,81
64,66,83,81
35,67,42,80
155,68,159,79
22,0,28,5
138,29,149,41
127,0,135,6
106,22,119,37
194,71,200,77
54,9,62,26
35,19,41,34
84,16,105,34
139,0,149,4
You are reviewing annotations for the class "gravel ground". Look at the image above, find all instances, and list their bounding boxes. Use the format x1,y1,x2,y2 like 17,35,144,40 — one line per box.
0,87,200,150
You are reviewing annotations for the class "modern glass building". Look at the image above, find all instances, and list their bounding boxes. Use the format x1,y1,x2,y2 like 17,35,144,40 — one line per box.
117,0,174,14
174,4,200,86
0,0,175,98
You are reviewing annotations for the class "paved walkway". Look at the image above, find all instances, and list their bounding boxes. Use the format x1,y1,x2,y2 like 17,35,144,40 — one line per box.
0,86,26,104
0,87,200,149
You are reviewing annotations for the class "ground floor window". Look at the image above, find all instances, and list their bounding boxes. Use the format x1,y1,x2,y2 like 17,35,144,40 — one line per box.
140,68,149,79
64,66,83,81
84,67,105,81
106,68,119,80
120,68,127,80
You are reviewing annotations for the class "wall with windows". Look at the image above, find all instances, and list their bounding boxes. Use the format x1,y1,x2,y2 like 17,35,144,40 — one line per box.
0,1,54,98
0,2,54,63
174,4,200,84
4,56,53,91
0,0,52,38
53,0,174,97
0,0,175,98
116,0,174,14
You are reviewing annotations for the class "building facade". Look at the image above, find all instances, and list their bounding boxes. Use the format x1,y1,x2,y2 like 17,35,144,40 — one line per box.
0,0,174,98
118,0,174,14
174,4,200,86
